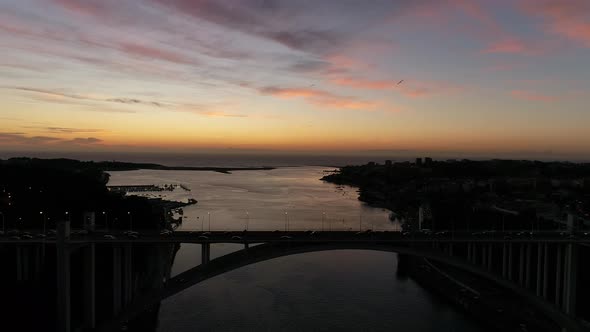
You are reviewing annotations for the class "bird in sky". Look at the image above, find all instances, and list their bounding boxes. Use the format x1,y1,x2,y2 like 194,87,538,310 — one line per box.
397,80,404,85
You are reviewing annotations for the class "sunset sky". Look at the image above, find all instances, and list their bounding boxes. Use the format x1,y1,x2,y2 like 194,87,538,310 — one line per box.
1,0,589,158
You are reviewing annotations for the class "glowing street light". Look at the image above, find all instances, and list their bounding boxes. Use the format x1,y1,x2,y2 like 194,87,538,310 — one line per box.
102,211,108,230
284,211,288,231
0,212,5,234
127,211,133,231
40,211,46,234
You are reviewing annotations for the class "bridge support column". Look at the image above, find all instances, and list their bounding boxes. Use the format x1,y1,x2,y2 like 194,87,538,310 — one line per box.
123,245,133,305
487,244,493,271
202,243,210,265
542,244,548,299
563,244,578,315
34,245,42,278
16,247,23,281
502,244,507,278
555,245,562,307
113,246,122,316
519,244,525,285
525,244,532,289
84,244,96,329
508,243,513,281
56,224,71,332
23,247,30,281
536,243,542,296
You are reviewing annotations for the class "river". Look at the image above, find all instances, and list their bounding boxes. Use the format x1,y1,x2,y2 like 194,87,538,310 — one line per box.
108,166,483,331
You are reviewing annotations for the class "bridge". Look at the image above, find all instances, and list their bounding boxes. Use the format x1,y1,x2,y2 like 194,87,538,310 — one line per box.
3,224,589,332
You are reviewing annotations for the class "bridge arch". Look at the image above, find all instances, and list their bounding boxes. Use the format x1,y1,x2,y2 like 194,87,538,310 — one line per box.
104,242,585,332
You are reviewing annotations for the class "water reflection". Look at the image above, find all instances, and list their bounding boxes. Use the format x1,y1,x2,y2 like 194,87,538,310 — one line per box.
108,167,398,231
159,250,483,332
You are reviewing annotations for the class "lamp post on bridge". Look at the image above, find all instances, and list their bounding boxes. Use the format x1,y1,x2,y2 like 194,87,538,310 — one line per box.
127,211,133,231
40,211,47,234
284,211,288,232
322,212,325,231
102,211,108,230
0,212,5,234
208,212,211,232
245,211,249,231
359,215,362,232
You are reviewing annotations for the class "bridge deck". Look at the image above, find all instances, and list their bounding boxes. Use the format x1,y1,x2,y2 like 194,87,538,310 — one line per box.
1,230,589,244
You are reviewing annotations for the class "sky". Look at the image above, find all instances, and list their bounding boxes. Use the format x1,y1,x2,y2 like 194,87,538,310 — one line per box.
0,0,589,159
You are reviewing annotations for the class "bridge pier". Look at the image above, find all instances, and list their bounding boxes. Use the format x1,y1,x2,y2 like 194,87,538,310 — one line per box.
519,244,525,285
542,243,548,299
555,245,562,307
84,244,96,329
536,243,542,296
502,243,507,278
508,243,514,281
113,246,122,316
123,245,133,305
16,246,23,281
525,244,532,289
487,244,492,271
202,243,210,265
563,244,577,315
56,221,71,332
34,245,42,278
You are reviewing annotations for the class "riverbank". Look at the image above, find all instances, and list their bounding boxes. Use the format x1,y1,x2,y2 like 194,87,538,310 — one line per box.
406,256,559,331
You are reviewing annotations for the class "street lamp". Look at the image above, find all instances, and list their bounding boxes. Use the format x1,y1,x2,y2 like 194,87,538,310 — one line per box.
40,211,46,234
102,211,108,230
245,211,249,231
208,212,211,232
0,212,5,234
127,211,133,231
322,212,325,231
359,215,362,232
284,211,288,231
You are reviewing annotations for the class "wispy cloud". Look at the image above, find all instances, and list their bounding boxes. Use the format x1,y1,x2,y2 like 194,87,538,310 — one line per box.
22,126,106,134
117,41,196,65
68,137,103,144
7,86,164,108
522,0,590,47
329,77,463,98
0,132,104,146
259,86,377,110
482,39,540,55
511,90,559,102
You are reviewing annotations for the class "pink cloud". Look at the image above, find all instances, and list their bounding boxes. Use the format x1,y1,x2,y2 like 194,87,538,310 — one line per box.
511,90,559,102
482,38,539,55
523,0,590,47
117,42,195,65
329,76,462,98
259,87,377,110
53,0,109,17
